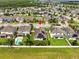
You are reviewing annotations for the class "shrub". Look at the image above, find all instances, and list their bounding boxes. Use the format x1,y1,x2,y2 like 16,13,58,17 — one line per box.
7,39,14,45
71,40,78,46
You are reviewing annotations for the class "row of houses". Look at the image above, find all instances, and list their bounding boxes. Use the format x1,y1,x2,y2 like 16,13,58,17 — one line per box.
0,25,31,38
0,16,46,23
0,24,77,40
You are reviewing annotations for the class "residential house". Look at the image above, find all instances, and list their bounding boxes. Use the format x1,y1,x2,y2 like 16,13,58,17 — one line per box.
17,25,31,36
0,17,3,23
36,17,42,21
34,28,47,40
49,26,65,39
59,15,71,21
61,27,75,40
25,16,33,23
0,26,17,38
0,34,7,38
2,16,16,22
15,16,24,23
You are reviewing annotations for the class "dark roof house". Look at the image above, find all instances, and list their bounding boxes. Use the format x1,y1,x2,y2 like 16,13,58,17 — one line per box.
34,28,47,40
2,16,16,22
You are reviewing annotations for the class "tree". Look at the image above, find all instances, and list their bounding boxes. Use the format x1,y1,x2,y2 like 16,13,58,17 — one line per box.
69,17,74,23
7,36,14,46
28,12,31,16
23,19,26,23
49,18,58,23
33,17,38,23
71,40,78,46
23,34,34,45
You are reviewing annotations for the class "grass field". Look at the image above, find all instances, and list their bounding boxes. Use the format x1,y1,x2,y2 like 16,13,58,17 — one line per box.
0,48,79,59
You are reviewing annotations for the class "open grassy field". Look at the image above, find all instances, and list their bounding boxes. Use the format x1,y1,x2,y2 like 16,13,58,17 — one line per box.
0,48,79,59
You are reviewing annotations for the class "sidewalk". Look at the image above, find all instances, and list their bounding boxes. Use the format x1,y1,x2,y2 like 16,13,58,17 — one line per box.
0,45,79,48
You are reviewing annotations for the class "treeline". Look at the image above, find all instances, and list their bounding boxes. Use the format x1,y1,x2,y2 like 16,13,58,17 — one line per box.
0,0,48,7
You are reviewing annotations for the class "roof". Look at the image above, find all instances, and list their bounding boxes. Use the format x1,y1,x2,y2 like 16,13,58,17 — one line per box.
36,17,42,20
16,16,24,21
34,28,47,39
61,27,75,34
50,26,65,34
0,34,6,37
25,16,33,21
0,17,3,21
17,25,31,33
1,26,16,32
1,16,16,22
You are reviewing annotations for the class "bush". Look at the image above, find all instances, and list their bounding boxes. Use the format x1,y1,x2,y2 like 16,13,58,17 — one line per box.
7,39,14,45
71,40,78,46
48,18,58,23
23,34,34,45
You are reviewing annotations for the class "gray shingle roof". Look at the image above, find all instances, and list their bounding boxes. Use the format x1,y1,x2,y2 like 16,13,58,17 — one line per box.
1,26,16,33
50,26,65,34
17,26,31,34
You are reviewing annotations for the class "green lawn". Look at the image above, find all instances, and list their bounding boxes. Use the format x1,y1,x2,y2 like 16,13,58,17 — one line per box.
51,39,68,46
0,48,79,59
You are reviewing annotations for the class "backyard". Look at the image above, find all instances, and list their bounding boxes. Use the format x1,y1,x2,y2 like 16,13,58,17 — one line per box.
50,39,68,46
0,48,79,59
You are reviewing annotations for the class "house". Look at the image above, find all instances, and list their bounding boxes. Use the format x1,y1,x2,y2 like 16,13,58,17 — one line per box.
2,16,16,22
61,27,75,39
36,17,42,21
44,14,51,21
49,26,65,39
34,28,47,40
25,16,33,23
15,16,24,23
17,25,31,36
0,34,7,38
0,26,17,38
75,28,79,39
0,17,3,23
59,15,71,21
